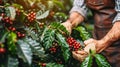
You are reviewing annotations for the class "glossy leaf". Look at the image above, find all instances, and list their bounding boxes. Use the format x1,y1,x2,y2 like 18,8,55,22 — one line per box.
36,10,49,20
42,28,55,50
75,25,91,41
53,0,65,10
12,3,23,10
17,40,32,65
0,31,9,43
95,54,111,67
54,12,68,22
25,28,38,40
7,56,19,67
7,32,17,55
81,54,93,67
24,37,46,57
49,22,69,35
7,6,16,20
56,33,70,62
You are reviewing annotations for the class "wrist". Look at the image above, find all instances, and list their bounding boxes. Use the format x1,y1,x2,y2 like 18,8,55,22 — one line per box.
66,20,74,28
100,37,113,47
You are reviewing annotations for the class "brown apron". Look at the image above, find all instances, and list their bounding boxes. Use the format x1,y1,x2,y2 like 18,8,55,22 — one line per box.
86,0,120,67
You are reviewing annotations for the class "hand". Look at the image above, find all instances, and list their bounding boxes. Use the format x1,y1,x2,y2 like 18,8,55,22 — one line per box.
84,38,108,53
72,50,88,62
62,21,73,34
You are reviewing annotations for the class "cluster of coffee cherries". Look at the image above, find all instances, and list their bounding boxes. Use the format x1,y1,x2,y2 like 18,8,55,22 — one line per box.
8,26,16,31
16,32,25,38
49,47,57,53
1,13,16,31
67,37,81,51
49,42,58,53
0,43,6,54
27,11,36,22
1,13,13,24
39,22,44,28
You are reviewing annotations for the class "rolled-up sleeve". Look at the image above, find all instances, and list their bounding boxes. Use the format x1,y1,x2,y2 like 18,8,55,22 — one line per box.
70,0,88,18
113,0,120,23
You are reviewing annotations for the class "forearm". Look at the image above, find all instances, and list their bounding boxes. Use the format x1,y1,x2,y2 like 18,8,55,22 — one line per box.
67,12,84,28
101,22,120,46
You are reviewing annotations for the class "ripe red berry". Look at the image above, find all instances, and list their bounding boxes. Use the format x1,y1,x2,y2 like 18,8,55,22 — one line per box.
0,48,6,54
41,63,46,67
12,27,16,31
1,13,5,17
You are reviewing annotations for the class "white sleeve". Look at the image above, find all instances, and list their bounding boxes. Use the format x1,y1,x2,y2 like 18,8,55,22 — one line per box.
69,0,88,18
113,0,120,23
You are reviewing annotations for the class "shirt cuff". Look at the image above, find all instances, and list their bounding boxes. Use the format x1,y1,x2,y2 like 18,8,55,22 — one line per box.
113,13,120,23
69,6,87,18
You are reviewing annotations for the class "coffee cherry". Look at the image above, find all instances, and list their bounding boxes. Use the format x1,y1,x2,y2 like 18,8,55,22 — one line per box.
0,48,6,54
41,63,46,67
1,13,4,16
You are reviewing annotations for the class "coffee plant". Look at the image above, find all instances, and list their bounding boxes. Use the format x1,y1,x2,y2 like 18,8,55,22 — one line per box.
0,0,111,67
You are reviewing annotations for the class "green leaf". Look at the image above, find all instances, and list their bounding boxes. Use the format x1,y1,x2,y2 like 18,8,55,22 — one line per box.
56,33,70,62
46,62,63,67
16,11,26,23
49,22,69,35
24,37,46,57
7,32,17,55
12,3,23,10
75,25,91,41
17,40,32,65
54,12,68,22
36,10,49,20
95,54,111,67
42,28,55,50
25,28,38,40
7,32,17,42
6,6,16,20
81,54,93,67
7,56,19,67
41,27,49,41
53,0,65,10
0,30,9,43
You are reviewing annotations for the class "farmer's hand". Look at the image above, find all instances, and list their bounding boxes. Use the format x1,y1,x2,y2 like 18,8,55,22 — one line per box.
84,22,120,53
84,38,108,53
62,21,73,34
72,50,88,62
62,12,84,34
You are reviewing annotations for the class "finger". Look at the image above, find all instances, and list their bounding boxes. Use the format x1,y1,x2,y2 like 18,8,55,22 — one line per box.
75,51,88,55
84,38,94,46
84,43,96,53
72,51,80,59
